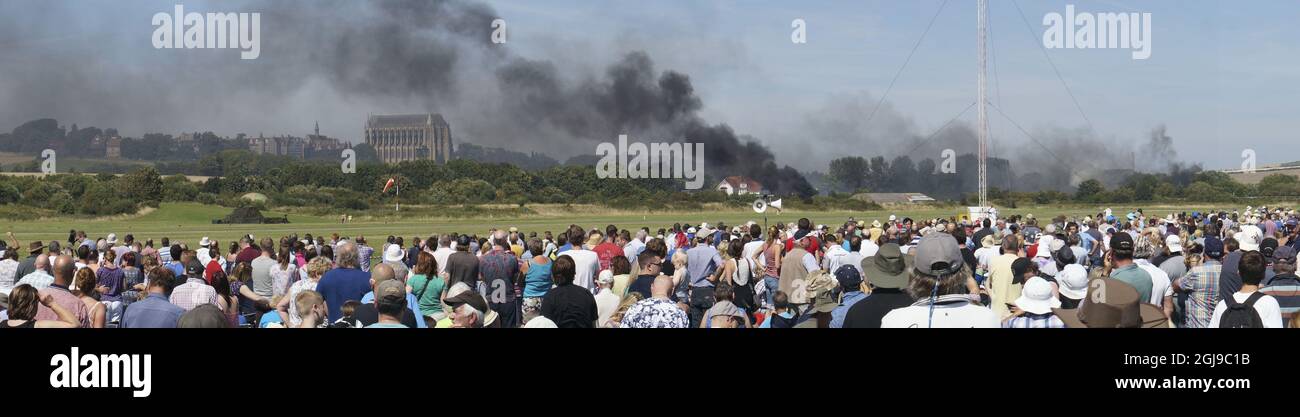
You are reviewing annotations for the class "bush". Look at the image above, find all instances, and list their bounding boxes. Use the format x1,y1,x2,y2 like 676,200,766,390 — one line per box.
163,177,199,202
195,192,219,205
0,183,21,204
332,197,369,211
77,180,138,215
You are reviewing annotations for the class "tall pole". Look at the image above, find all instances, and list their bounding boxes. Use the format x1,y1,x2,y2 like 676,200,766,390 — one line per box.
977,0,989,210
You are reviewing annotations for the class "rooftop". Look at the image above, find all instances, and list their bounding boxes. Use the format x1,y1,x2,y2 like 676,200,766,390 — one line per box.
366,113,448,128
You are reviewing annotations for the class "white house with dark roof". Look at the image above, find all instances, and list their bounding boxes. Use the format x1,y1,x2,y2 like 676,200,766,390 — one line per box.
716,176,763,195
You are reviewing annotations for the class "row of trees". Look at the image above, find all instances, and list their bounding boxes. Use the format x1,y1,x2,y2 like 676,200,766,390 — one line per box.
0,149,845,217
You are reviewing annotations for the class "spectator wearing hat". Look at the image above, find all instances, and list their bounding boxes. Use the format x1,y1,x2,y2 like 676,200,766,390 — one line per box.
686,229,723,328
843,243,915,328
881,233,999,328
381,243,410,283
1260,237,1280,283
443,284,493,328
595,270,621,327
1132,234,1173,321
778,230,819,310
1173,236,1225,328
1221,226,1263,302
13,240,46,280
701,283,752,328
1108,232,1154,304
1159,235,1187,287
355,263,425,328
829,265,867,328
1259,246,1300,326
1003,277,1065,328
169,260,218,311
1053,277,1168,328
986,234,1024,321
363,279,410,328
1210,251,1283,328
541,255,598,328
1056,264,1088,309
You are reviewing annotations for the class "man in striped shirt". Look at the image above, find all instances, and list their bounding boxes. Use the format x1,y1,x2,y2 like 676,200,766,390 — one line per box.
1259,246,1300,327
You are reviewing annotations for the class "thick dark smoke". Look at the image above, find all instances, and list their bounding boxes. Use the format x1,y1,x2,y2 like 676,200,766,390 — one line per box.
0,0,811,195
497,52,810,194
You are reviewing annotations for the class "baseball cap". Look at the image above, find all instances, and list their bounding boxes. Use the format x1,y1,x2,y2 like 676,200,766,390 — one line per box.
1110,232,1134,253
444,290,489,312
912,232,964,277
1274,246,1297,264
375,279,406,303
834,265,863,292
1203,237,1225,259
1165,235,1183,253
106,233,118,244
596,269,615,285
185,260,204,276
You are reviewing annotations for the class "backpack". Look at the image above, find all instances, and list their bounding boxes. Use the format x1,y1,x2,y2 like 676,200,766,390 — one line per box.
1218,292,1266,328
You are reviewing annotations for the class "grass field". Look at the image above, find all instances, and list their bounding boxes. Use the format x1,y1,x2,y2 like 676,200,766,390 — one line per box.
3,201,1290,251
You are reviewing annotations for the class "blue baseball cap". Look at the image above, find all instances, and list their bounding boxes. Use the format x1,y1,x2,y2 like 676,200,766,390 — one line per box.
1204,237,1225,259
834,265,863,291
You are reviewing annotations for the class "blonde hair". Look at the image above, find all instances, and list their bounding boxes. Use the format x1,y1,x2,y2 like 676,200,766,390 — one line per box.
609,293,644,325
672,250,688,268
294,290,324,321
306,256,333,280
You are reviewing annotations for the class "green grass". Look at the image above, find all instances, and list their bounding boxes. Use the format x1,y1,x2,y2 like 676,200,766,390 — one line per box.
4,201,1292,251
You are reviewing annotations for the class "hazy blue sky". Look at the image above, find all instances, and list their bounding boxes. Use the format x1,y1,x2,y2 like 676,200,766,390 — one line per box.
2,0,1297,171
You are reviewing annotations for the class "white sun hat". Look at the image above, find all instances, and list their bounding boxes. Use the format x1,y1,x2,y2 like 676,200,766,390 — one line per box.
1015,277,1062,315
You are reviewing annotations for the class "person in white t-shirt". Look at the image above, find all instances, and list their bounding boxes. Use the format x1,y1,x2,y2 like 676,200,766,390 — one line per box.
1133,233,1174,321
431,235,455,276
1210,250,1283,328
565,230,601,293
882,233,999,328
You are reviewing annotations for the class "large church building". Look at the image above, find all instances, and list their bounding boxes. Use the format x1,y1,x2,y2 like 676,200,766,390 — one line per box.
364,113,453,164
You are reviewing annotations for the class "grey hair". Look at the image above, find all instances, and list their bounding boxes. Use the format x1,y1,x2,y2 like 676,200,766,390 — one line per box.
1276,260,1297,276
335,243,359,268
455,303,484,327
